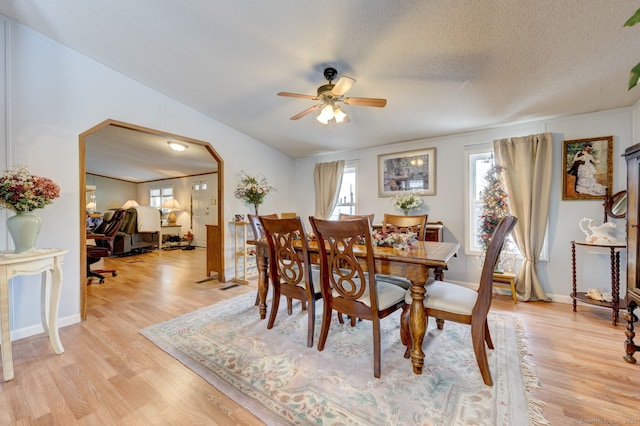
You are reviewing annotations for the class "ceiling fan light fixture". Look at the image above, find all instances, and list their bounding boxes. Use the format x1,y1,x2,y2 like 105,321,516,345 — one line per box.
334,106,347,123
317,104,335,124
168,141,188,152
316,114,329,124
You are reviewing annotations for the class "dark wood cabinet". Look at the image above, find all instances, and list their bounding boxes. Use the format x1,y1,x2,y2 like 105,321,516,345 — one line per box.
624,143,640,363
206,225,223,281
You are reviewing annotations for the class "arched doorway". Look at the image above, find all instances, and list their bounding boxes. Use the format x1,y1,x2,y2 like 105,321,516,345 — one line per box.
79,119,225,319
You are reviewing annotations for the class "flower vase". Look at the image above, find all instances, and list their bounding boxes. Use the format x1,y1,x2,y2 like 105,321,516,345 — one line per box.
253,204,259,216
402,208,409,215
7,211,43,253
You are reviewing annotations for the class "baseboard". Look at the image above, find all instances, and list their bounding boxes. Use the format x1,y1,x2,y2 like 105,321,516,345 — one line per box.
9,313,81,342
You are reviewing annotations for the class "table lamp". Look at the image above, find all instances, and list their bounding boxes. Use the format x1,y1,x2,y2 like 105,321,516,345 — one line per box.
121,199,139,209
162,198,182,225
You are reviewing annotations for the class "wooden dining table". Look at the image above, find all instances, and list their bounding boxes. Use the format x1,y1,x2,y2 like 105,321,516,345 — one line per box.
250,237,460,375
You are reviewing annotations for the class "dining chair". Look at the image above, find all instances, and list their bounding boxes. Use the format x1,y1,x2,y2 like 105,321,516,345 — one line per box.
280,212,297,218
309,216,408,378
338,211,409,324
247,214,279,306
382,213,428,241
260,216,321,347
338,213,375,326
381,213,438,284
338,213,375,224
400,214,517,386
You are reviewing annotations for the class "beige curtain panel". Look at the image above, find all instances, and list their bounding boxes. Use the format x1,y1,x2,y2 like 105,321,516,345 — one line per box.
314,160,345,219
494,133,552,302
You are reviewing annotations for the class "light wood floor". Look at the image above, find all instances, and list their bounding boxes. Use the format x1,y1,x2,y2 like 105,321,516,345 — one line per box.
0,248,638,424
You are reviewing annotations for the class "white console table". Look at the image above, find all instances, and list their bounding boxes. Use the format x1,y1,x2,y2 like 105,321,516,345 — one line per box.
159,225,182,250
0,248,68,381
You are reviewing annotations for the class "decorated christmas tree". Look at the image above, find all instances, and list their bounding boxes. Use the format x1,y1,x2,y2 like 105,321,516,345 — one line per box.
478,164,509,252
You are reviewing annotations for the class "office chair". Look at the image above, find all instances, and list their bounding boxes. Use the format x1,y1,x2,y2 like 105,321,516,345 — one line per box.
87,209,126,284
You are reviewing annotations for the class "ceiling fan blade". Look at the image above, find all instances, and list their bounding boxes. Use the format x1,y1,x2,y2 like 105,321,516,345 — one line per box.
343,97,387,108
277,91,318,100
331,76,356,96
290,104,321,120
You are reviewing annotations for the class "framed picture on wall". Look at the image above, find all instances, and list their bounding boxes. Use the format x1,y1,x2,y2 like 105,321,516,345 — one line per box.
378,148,436,197
562,136,613,200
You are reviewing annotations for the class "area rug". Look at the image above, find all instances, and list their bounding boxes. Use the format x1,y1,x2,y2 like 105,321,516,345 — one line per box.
140,292,548,425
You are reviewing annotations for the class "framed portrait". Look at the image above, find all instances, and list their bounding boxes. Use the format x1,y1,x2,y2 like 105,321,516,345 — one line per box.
378,148,436,197
562,136,613,200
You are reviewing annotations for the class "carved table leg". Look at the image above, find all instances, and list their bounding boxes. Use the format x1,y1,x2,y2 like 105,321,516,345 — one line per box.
572,241,577,312
611,248,620,326
409,281,427,374
624,300,639,364
255,245,269,320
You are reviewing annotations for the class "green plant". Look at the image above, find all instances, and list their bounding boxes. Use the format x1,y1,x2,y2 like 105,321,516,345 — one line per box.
625,8,640,89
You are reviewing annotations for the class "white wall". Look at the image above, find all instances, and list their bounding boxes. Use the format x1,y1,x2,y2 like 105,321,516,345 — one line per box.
1,16,295,340
86,174,137,211
295,110,634,302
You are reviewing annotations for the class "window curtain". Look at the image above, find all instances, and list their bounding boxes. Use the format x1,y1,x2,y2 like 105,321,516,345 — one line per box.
494,133,552,302
314,160,345,219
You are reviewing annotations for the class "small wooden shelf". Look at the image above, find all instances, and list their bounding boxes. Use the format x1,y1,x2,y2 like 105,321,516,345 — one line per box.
232,221,257,284
570,292,626,310
570,240,626,326
493,271,517,303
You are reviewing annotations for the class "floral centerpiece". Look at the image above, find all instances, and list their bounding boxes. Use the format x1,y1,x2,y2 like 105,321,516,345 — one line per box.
0,165,60,212
356,231,417,250
391,190,423,215
371,230,417,250
0,165,60,252
234,171,275,215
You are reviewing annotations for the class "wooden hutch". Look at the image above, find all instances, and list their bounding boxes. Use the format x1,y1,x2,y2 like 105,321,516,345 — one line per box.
624,143,640,363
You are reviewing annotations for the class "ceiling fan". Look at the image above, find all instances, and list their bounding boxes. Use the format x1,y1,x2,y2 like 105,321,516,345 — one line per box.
277,67,387,124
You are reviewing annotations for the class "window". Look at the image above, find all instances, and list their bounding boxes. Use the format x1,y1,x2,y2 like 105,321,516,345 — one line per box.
150,186,174,209
465,145,548,260
465,145,494,254
329,164,357,220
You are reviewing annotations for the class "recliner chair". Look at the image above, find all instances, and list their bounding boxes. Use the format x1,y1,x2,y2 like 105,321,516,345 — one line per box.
87,209,126,284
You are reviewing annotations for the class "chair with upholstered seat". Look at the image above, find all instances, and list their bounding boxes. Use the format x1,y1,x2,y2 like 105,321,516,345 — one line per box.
400,214,517,386
86,209,127,284
310,216,408,378
247,214,278,307
382,213,428,240
338,213,378,326
260,216,321,347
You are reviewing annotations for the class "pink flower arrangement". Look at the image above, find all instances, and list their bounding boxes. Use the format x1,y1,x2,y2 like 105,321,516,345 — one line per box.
369,230,417,250
295,229,416,250
0,165,60,212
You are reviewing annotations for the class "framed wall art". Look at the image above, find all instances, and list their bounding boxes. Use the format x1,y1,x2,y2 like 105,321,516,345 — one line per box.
562,136,613,200
378,148,436,197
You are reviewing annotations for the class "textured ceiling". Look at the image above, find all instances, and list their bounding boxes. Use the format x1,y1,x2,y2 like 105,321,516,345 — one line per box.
2,0,640,162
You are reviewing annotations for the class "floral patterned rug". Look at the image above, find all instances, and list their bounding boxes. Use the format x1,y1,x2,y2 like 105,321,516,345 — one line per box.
140,292,548,425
